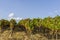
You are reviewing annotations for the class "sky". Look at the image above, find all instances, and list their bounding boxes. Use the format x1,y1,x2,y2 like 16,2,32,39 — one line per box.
0,0,60,19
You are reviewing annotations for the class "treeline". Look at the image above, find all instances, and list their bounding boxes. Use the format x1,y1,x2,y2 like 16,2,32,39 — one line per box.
0,15,60,38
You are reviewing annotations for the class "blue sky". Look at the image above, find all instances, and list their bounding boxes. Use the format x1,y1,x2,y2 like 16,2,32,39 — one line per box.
0,0,60,19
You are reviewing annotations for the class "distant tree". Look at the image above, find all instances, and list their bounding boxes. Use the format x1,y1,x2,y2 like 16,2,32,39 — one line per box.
53,15,60,40
0,20,2,33
18,18,32,33
10,19,17,36
0,19,10,32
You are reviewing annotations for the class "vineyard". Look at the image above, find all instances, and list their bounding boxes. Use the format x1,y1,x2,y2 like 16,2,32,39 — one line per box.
0,15,60,40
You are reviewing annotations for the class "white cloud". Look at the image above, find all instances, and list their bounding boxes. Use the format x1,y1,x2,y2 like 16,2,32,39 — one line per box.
48,10,60,17
8,13,14,18
54,10,60,15
8,12,23,21
14,17,23,20
16,17,21,20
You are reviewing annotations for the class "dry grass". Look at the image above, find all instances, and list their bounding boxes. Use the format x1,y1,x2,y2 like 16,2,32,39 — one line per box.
0,30,59,40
